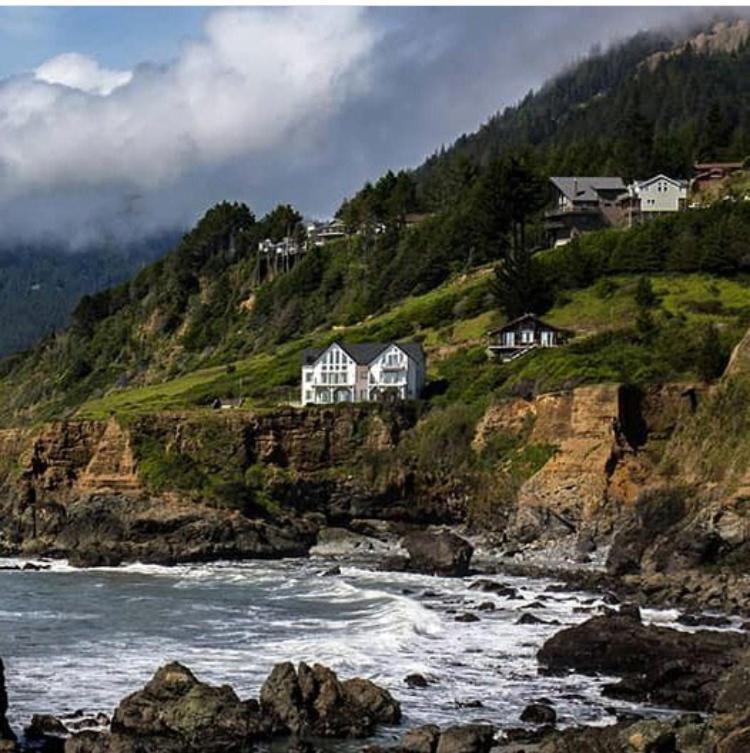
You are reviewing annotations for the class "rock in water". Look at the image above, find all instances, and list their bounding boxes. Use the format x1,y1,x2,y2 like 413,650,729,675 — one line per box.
520,703,557,725
538,610,747,711
435,725,495,753
400,531,473,577
400,725,441,753
68,662,264,753
260,662,401,738
0,659,15,744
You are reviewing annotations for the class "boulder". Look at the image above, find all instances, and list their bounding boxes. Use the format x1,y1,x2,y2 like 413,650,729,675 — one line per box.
25,715,68,753
404,674,429,689
106,662,262,753
259,662,400,738
520,703,556,725
538,610,748,711
435,725,495,753
400,725,441,753
400,531,473,577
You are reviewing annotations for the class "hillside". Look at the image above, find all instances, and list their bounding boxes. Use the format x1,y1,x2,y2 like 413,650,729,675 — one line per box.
0,236,175,358
2,17,750,431
415,19,750,210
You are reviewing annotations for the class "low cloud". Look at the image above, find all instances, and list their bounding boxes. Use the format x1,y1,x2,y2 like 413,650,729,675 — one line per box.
0,6,376,226
0,6,737,248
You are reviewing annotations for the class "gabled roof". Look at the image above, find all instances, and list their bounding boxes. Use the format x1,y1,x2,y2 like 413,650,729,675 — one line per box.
550,176,626,202
302,341,425,367
636,174,689,190
488,313,568,336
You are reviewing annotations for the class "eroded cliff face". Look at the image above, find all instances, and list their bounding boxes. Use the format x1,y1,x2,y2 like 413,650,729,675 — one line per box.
0,405,422,563
472,383,703,544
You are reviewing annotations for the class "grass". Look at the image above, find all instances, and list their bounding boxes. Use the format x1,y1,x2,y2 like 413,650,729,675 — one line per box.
76,271,750,420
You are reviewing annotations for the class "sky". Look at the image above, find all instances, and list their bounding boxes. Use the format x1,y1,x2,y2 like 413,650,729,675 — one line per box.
0,5,733,248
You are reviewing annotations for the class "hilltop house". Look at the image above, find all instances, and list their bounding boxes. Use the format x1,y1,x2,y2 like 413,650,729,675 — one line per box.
487,314,570,362
692,161,745,194
619,174,689,226
301,341,425,405
545,176,627,246
307,219,348,247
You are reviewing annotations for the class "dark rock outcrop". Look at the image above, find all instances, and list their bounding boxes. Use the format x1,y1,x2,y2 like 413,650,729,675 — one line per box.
259,661,400,738
435,725,495,753
0,659,14,745
400,531,473,577
538,609,747,711
400,725,441,753
520,703,556,725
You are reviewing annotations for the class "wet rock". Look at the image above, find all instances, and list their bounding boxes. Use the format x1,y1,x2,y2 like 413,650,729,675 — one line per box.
25,715,68,752
320,566,341,577
454,613,479,623
400,725,441,753
260,661,400,738
454,700,483,709
108,661,262,752
520,703,556,725
677,612,731,627
287,735,316,753
400,531,473,577
538,609,748,711
435,725,494,753
0,659,14,743
469,580,518,598
476,602,495,612
404,674,429,689
516,613,547,625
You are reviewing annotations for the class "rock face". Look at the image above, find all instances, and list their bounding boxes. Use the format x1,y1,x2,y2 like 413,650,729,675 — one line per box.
0,659,15,743
259,661,401,738
474,383,702,545
538,608,747,711
400,531,473,577
0,493,316,566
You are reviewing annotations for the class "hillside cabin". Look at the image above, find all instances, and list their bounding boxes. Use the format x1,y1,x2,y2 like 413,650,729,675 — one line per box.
692,161,745,194
620,174,688,226
545,176,627,246
487,314,570,362
301,341,425,405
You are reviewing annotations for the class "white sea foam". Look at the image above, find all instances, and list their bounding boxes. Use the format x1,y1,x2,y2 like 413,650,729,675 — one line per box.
0,558,681,738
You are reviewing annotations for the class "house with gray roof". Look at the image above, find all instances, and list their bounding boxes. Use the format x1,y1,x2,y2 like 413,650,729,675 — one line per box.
301,341,425,405
545,176,627,246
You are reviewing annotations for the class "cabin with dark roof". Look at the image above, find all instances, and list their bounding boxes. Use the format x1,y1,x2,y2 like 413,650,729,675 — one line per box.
487,314,570,362
301,341,425,405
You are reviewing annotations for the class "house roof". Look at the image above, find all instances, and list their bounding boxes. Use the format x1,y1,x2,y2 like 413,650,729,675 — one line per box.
693,162,744,171
636,174,689,189
302,341,425,367
550,176,626,202
488,313,569,336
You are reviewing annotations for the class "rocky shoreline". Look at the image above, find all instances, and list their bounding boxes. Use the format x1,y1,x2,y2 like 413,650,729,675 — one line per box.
2,532,750,753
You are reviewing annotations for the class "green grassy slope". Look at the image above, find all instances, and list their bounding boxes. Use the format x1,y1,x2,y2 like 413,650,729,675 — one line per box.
74,270,750,421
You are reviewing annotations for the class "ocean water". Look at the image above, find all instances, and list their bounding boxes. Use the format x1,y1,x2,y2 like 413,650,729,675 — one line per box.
0,557,702,743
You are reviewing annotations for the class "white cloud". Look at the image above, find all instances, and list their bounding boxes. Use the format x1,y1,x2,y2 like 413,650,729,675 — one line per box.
0,7,376,202
35,52,133,95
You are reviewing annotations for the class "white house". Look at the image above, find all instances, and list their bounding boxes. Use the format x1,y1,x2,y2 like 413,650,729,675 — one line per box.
301,341,425,405
621,174,688,226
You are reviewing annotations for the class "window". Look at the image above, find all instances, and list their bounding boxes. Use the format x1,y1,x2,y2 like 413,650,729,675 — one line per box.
305,390,313,402
305,371,313,382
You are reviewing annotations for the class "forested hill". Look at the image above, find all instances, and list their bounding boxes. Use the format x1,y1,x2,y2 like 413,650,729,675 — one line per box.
2,18,750,426
0,235,176,358
414,19,750,210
